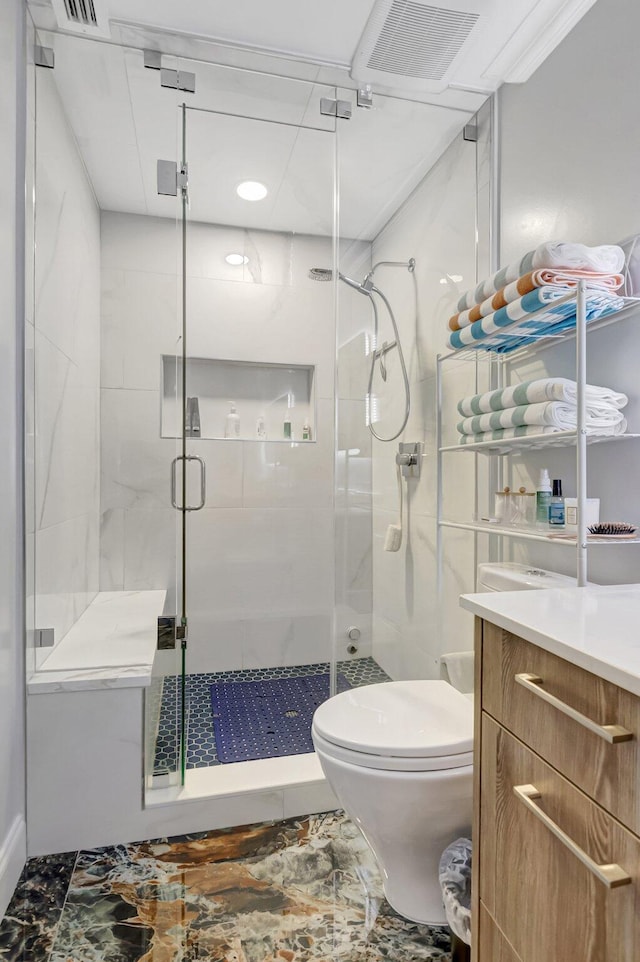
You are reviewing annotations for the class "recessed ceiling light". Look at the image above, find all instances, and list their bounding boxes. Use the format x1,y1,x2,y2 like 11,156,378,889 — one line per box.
225,253,249,266
237,180,268,202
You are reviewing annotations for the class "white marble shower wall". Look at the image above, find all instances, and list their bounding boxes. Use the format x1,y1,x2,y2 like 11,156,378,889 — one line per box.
100,213,337,673
27,68,101,670
367,107,492,680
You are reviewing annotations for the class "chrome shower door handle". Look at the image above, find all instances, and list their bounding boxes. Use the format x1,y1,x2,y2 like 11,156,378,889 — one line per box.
171,455,206,511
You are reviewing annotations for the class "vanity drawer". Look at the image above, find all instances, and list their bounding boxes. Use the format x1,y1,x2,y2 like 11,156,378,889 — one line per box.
479,716,640,962
480,620,640,831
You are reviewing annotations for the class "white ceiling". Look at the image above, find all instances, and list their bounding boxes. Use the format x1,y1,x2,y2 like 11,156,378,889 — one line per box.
29,0,599,240
104,0,378,67
40,32,477,240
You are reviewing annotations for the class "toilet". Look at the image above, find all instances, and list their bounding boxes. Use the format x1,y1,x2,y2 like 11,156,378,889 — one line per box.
312,562,578,925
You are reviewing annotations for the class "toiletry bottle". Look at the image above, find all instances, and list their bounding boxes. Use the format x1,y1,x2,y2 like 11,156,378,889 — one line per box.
548,479,565,527
283,414,292,440
536,468,552,525
302,418,311,441
256,413,266,440
224,401,240,439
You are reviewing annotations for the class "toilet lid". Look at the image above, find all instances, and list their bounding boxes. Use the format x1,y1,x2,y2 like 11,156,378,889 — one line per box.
312,680,473,758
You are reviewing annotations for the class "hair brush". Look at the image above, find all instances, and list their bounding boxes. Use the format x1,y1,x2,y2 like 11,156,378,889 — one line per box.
587,522,637,538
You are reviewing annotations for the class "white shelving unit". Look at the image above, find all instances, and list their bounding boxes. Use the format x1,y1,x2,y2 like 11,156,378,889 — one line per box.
436,283,640,588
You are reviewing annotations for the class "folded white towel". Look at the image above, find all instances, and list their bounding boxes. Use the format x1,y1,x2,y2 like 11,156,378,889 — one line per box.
532,242,625,274
457,401,627,435
457,378,628,417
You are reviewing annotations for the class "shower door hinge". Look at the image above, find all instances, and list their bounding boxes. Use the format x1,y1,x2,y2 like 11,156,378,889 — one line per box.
160,68,196,93
320,98,352,120
34,45,55,69
463,122,478,143
157,160,188,196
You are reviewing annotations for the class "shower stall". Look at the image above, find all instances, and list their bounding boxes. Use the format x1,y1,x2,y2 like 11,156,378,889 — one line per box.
24,16,489,846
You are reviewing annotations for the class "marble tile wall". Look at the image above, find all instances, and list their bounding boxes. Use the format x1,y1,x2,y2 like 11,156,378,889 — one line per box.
100,214,340,673
366,105,492,680
27,69,101,669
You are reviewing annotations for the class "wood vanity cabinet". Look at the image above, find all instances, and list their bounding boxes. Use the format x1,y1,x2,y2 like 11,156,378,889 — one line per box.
472,618,640,962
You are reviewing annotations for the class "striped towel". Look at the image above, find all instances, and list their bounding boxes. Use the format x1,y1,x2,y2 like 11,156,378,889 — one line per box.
448,269,624,332
457,401,627,436
458,422,627,448
447,288,624,353
459,426,566,447
456,242,625,312
457,379,628,417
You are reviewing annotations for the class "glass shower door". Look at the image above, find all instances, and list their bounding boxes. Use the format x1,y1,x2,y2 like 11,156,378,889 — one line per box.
177,66,339,772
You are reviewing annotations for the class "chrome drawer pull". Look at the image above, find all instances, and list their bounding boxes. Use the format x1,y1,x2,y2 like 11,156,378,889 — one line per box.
515,673,633,744
514,785,632,889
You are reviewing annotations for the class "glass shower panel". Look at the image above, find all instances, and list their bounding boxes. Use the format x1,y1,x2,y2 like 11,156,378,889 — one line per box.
24,31,186,787
177,70,338,769
334,86,486,683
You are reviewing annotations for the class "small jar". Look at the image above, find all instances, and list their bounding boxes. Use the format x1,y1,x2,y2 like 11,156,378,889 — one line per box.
495,486,535,527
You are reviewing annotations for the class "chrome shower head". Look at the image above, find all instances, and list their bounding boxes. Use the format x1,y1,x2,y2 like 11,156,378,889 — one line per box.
308,267,370,294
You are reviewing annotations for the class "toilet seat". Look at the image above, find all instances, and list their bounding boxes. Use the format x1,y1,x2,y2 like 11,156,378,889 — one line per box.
312,680,474,772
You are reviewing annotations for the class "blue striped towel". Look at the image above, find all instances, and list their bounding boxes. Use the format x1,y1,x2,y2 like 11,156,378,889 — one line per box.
448,288,624,353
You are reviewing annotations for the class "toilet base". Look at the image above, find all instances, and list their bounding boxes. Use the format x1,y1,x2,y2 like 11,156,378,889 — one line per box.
314,748,472,927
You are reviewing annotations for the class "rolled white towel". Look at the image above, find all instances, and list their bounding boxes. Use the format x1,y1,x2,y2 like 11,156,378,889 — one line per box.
457,401,627,435
457,378,628,417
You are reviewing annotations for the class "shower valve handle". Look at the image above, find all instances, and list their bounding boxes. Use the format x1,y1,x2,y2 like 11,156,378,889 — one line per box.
396,452,417,467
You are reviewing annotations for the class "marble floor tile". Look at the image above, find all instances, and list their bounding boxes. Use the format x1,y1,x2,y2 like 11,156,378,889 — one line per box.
2,812,452,961
0,851,76,962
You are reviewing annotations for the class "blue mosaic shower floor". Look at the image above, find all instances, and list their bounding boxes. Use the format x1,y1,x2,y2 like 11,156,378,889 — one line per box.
154,657,390,773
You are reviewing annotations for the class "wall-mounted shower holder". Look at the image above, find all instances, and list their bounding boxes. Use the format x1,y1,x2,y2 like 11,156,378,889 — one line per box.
396,441,423,479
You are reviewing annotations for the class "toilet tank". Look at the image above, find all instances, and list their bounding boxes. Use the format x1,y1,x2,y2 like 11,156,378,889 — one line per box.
477,562,579,592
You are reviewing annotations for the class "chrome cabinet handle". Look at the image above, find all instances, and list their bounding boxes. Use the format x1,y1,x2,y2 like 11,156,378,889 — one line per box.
171,455,206,511
515,673,633,744
514,784,631,889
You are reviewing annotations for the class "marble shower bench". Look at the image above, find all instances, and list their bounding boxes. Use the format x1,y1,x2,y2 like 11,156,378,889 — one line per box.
27,590,167,693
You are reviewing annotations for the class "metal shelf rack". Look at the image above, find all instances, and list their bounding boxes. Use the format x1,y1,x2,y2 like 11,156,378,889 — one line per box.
436,282,639,589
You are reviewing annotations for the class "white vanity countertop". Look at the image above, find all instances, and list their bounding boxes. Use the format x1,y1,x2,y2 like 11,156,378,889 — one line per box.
28,590,167,694
460,584,640,696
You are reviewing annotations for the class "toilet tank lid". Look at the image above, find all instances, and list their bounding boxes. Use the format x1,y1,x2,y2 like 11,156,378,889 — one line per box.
312,680,473,758
478,562,579,591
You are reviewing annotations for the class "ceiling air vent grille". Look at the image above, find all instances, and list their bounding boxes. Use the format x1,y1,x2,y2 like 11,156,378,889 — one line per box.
51,0,111,36
367,1,479,81
62,0,99,28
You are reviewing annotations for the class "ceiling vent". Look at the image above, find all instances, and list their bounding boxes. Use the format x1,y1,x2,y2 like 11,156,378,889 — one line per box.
351,0,481,93
50,0,111,37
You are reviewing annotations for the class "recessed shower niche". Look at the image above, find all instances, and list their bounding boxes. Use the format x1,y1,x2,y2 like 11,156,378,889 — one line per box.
161,355,316,442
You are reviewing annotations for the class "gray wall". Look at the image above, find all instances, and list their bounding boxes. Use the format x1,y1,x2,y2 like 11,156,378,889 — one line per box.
0,0,26,916
498,0,640,585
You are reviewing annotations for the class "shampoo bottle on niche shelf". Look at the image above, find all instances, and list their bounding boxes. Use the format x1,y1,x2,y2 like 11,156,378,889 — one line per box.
302,418,312,441
283,414,292,440
256,413,266,440
224,401,241,439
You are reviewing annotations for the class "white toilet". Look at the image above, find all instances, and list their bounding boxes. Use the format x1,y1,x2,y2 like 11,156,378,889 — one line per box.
312,562,578,925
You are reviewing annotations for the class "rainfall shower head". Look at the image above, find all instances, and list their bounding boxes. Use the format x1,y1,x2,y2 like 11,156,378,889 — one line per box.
308,267,370,294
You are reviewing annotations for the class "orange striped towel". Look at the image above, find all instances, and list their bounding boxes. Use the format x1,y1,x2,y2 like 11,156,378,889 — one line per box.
448,269,624,332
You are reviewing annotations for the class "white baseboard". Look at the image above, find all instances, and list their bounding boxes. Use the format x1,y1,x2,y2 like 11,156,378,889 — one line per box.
0,816,26,918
